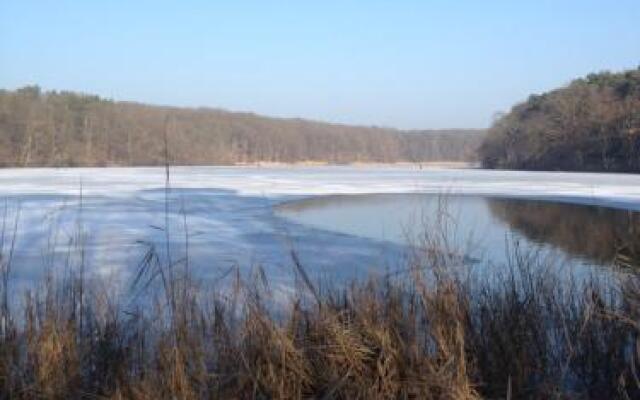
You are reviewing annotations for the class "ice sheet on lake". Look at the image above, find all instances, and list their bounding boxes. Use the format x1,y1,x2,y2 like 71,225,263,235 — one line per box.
0,166,639,209
0,166,638,290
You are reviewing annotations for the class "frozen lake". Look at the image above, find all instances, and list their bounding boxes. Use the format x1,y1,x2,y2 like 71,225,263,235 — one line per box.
1,165,640,292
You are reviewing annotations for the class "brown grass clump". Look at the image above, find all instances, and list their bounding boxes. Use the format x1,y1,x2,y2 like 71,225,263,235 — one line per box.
27,320,79,399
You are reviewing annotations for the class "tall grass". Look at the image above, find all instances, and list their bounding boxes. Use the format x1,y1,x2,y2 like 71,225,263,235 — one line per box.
0,220,638,399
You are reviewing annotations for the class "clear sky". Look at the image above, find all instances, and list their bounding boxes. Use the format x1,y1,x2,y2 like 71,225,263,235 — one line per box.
1,1,639,129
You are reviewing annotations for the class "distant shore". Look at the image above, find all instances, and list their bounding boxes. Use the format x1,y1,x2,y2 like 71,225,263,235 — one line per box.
235,160,479,169
0,161,480,170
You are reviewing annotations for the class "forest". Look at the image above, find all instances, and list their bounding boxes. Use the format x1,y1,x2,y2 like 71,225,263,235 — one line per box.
479,67,640,172
0,86,482,167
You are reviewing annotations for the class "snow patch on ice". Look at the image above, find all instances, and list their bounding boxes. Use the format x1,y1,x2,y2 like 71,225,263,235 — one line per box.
0,166,638,210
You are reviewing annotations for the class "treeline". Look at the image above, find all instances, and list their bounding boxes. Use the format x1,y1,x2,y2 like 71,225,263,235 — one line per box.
0,86,482,167
480,67,640,172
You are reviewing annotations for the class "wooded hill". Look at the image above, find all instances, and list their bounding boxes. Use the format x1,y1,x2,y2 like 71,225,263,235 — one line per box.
0,86,482,167
480,67,640,172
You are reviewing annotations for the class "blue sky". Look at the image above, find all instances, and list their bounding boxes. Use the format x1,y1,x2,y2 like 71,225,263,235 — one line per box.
1,1,638,129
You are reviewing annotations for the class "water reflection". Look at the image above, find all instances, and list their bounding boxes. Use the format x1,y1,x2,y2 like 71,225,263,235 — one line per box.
278,194,640,269
487,198,640,268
